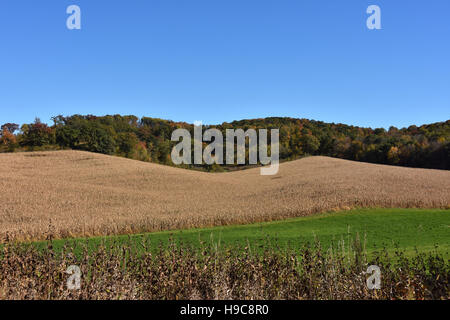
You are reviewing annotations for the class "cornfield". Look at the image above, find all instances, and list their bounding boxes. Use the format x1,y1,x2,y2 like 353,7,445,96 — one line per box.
1,150,449,242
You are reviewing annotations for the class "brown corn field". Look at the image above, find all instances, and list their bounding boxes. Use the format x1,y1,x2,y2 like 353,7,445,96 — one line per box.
1,150,449,241
0,239,448,300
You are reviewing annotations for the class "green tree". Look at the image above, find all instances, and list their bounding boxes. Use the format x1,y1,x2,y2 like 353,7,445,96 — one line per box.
301,134,320,155
82,123,116,155
117,132,139,158
21,118,54,148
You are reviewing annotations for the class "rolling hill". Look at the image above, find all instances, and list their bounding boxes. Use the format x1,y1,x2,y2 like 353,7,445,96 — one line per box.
1,150,449,241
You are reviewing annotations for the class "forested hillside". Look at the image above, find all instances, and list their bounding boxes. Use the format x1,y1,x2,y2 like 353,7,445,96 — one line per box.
1,115,449,170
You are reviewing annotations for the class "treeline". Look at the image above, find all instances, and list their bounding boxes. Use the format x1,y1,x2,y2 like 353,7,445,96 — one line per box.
1,115,449,170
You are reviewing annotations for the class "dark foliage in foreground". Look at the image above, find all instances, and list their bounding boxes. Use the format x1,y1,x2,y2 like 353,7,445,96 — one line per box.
1,115,449,170
1,239,448,300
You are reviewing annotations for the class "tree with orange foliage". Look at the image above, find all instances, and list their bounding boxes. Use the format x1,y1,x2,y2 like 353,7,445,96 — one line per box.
0,126,18,152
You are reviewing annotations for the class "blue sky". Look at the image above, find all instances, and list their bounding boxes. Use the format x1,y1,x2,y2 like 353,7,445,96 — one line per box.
0,0,449,128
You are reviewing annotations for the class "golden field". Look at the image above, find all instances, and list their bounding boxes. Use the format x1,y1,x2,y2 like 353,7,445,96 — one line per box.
0,150,449,241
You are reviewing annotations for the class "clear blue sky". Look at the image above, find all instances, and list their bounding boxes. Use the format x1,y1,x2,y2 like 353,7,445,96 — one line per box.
0,0,449,128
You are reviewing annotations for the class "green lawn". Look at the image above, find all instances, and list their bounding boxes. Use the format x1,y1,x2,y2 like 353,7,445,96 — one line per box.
39,208,450,257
